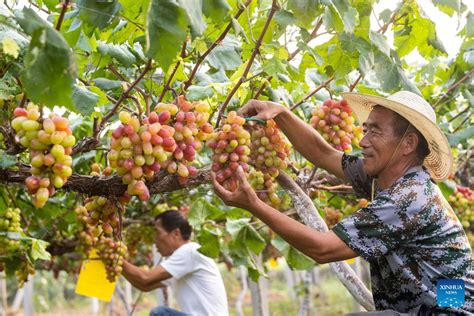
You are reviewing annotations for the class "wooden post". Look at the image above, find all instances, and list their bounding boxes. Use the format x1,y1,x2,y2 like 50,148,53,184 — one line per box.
152,245,168,306
23,277,34,316
283,262,296,299
0,271,7,313
235,266,248,316
11,288,24,313
90,298,99,315
248,254,269,316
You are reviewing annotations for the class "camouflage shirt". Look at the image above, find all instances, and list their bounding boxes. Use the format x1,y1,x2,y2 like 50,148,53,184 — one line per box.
332,154,473,314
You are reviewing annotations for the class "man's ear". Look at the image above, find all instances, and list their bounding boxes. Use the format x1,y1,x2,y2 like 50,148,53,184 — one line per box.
403,132,419,155
172,228,181,239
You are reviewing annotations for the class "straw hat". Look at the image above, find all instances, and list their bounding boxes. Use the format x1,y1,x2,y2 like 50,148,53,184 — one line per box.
341,91,452,182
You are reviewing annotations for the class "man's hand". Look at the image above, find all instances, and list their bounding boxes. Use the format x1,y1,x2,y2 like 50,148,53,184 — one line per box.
239,99,287,120
211,166,259,210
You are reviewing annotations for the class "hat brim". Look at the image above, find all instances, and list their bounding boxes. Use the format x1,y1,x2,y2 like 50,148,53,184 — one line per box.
341,92,453,182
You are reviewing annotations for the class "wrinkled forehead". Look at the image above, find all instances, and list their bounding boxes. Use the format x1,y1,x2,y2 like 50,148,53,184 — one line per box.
365,106,397,127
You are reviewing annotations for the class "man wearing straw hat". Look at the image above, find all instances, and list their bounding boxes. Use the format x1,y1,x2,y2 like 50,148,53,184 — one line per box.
212,91,473,315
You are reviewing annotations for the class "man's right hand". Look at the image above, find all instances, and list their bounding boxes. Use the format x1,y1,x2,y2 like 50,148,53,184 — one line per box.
239,99,287,120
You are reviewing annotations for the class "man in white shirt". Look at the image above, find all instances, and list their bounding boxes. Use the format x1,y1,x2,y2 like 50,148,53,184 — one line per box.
122,210,229,316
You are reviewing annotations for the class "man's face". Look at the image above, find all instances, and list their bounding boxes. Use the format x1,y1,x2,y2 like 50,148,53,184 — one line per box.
359,107,402,176
154,220,176,257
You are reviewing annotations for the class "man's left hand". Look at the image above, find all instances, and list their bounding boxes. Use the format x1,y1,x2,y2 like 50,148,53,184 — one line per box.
211,166,259,211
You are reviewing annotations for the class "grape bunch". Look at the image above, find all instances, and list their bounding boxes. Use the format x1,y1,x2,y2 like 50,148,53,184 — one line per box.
310,99,362,152
96,236,127,282
15,260,35,288
323,206,343,228
0,208,35,287
124,223,155,259
248,170,282,207
449,185,474,228
109,111,174,201
0,208,22,253
246,120,291,209
154,95,213,186
75,204,99,258
208,111,251,192
248,120,290,177
12,103,76,207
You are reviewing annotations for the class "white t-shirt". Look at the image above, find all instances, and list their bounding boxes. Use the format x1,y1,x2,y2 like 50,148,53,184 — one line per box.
160,242,229,316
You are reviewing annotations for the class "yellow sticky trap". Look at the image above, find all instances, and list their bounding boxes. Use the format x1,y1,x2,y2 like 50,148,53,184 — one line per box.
75,249,116,302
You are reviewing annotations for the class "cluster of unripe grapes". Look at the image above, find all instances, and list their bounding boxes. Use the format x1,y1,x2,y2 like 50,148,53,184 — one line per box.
154,95,213,185
75,199,127,282
248,120,291,208
75,204,100,258
449,185,474,228
208,111,251,192
248,169,281,208
75,164,125,250
124,223,155,260
0,208,22,253
109,96,212,200
323,206,343,228
96,237,127,282
249,120,290,176
323,198,368,228
310,99,362,152
0,208,34,287
12,103,76,207
14,261,35,288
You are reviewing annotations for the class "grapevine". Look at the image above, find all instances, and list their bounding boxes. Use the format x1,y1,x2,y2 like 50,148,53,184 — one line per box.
310,99,363,152
12,103,76,208
208,111,251,192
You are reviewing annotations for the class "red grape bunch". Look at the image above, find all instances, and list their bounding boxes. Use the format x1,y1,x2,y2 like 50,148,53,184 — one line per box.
208,111,251,192
449,185,474,228
310,99,362,152
124,223,155,259
96,236,127,282
11,103,76,208
109,111,175,201
75,164,124,257
154,95,213,185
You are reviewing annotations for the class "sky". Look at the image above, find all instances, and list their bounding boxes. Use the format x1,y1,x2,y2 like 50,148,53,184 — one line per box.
375,0,472,61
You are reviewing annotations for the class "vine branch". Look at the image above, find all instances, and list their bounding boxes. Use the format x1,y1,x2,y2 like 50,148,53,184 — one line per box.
55,0,71,31
215,0,279,127
183,0,253,91
433,69,474,108
158,42,187,103
96,60,152,137
290,76,334,111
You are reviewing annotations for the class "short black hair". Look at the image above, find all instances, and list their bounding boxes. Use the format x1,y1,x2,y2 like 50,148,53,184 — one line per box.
374,105,430,162
155,210,192,240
